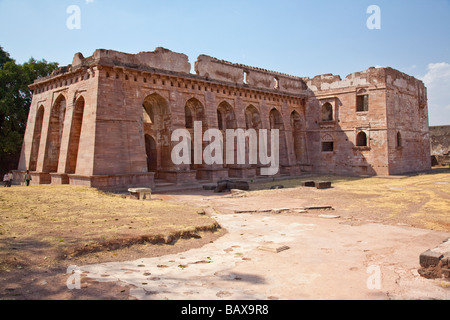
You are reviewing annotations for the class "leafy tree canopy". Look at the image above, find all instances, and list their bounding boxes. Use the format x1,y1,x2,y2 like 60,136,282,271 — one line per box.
0,46,58,164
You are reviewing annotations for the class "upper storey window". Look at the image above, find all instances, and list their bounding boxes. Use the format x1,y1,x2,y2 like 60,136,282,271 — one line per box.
243,71,249,85
356,89,369,112
321,102,333,121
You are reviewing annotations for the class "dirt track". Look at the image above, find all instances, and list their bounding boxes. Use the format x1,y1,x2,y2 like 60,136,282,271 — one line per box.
2,172,449,300
78,173,450,300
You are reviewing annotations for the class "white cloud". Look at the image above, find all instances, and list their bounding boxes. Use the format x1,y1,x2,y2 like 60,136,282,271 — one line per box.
85,0,94,3
420,62,450,126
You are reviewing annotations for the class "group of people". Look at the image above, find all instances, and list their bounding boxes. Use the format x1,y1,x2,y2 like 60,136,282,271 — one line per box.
3,170,32,187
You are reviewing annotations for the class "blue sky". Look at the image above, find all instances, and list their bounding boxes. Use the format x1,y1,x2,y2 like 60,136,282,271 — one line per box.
1,0,449,125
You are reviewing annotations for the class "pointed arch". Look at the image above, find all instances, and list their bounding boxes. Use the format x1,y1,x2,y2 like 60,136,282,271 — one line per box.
291,110,304,163
245,105,261,130
142,93,171,171
66,96,85,174
269,108,288,166
269,108,284,130
143,93,170,130
29,105,45,171
43,94,67,173
186,97,206,127
217,101,236,130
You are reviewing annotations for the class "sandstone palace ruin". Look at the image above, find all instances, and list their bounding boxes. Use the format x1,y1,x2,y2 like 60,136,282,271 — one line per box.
16,47,431,189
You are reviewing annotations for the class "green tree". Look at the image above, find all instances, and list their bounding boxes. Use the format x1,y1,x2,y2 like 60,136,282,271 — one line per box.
0,46,58,173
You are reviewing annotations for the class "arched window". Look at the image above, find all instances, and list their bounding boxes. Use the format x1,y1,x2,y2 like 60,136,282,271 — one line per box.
356,131,368,147
321,102,333,121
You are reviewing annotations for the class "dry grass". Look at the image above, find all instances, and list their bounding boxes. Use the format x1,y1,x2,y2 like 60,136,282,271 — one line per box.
0,185,218,271
249,169,450,231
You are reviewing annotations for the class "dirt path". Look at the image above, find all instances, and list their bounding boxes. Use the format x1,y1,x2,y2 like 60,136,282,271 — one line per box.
79,212,450,300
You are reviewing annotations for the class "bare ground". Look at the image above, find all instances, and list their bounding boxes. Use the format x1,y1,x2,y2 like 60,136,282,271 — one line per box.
1,169,449,299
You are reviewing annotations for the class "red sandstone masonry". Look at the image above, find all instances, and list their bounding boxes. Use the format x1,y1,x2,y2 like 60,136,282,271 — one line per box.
17,48,431,189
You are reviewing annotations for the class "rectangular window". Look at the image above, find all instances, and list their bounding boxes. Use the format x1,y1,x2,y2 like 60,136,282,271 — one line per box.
357,95,369,112
322,142,334,152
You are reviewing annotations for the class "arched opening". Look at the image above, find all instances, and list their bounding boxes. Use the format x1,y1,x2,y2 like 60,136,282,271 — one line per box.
243,105,262,167
217,101,236,131
269,108,288,166
217,101,236,166
356,131,368,147
186,98,206,127
291,111,304,163
145,134,157,172
29,106,45,171
321,102,333,121
269,108,284,130
245,105,261,130
142,93,171,171
143,94,170,130
186,98,207,170
43,95,66,173
66,96,85,174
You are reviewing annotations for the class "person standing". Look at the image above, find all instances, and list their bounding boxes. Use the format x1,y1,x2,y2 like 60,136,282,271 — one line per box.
7,171,13,187
3,173,9,187
24,170,32,186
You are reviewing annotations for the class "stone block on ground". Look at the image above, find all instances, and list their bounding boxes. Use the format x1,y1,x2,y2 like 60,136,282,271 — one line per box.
420,250,444,268
316,181,332,189
302,181,316,187
227,180,250,191
258,243,290,253
128,188,152,200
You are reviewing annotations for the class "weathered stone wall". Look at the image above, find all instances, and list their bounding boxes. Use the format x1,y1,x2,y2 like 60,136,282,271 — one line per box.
385,68,431,174
304,68,390,175
195,55,306,94
18,65,99,183
17,48,431,189
430,125,450,165
303,67,431,176
74,47,191,74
